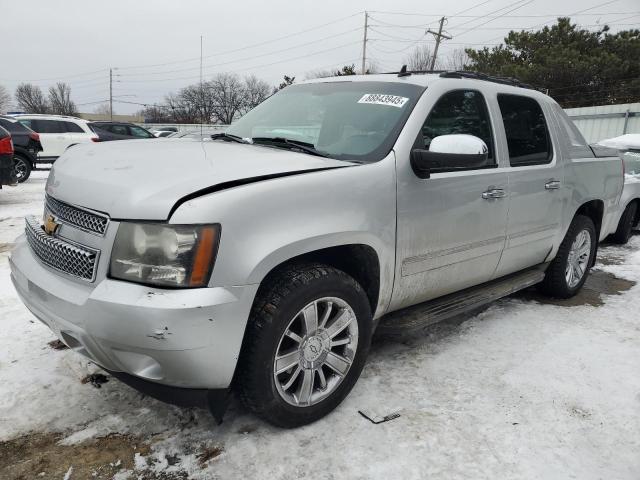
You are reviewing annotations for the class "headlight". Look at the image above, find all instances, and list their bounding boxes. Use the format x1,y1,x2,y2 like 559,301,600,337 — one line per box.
110,223,220,288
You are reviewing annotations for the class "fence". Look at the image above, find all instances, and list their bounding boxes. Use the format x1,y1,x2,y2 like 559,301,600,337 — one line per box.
565,103,640,144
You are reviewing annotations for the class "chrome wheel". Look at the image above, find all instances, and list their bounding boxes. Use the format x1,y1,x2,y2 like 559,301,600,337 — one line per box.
13,157,28,182
565,229,591,288
273,297,359,407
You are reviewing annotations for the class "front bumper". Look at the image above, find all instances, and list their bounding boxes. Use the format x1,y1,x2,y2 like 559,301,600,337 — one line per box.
10,234,259,390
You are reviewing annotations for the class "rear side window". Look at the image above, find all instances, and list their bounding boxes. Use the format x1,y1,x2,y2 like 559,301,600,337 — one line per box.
109,125,128,135
32,119,66,134
420,89,495,165
64,122,84,133
0,118,20,132
498,94,551,166
129,125,153,138
552,103,594,159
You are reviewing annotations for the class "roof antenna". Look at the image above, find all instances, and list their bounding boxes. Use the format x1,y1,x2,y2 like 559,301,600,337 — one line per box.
397,65,411,77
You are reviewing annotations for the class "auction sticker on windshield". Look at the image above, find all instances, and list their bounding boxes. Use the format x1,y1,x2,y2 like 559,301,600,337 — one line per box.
357,94,409,108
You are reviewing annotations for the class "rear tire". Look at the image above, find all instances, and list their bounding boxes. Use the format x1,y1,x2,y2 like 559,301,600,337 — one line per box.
13,154,32,183
611,201,637,244
539,215,596,299
237,263,372,428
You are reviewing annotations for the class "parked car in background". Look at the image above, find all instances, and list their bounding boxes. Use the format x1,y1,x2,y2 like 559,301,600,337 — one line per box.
167,130,219,140
12,114,97,164
595,134,640,243
0,126,17,188
89,122,155,142
150,127,178,137
0,116,43,182
10,72,624,428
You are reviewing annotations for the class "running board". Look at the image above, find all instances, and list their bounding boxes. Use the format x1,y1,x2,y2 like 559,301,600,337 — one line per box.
377,266,546,336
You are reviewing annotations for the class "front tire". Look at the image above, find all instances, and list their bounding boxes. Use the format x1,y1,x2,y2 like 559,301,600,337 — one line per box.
237,264,372,428
611,202,637,244
539,215,596,298
13,154,32,183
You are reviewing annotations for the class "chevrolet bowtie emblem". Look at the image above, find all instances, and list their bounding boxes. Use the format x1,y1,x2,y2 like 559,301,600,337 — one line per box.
44,214,60,236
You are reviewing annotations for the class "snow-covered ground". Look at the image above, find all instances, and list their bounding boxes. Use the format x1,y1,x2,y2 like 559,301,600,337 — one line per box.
1,172,640,479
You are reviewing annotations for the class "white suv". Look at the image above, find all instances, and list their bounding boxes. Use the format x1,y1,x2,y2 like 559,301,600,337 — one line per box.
12,114,96,163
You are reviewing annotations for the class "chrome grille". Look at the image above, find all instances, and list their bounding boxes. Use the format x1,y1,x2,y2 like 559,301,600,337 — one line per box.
25,216,99,281
45,195,109,236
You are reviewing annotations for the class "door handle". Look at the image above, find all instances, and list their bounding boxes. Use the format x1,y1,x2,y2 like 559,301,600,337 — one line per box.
545,180,561,190
482,188,506,200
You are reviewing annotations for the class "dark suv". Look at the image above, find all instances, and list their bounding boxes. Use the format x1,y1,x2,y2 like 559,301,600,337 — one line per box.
89,122,155,142
0,116,43,182
0,126,17,187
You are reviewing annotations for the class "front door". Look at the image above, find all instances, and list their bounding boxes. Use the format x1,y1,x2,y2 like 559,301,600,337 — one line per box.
391,88,509,311
493,94,564,277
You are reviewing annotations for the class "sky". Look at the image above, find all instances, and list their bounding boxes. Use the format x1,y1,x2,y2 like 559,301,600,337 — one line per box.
2,0,639,114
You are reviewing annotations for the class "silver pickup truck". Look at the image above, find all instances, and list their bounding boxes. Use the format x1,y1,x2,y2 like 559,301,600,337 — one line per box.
10,72,623,428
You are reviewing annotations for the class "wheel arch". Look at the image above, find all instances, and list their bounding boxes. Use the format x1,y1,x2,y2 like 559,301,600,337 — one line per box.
253,243,381,316
13,148,36,167
574,199,604,237
573,199,604,266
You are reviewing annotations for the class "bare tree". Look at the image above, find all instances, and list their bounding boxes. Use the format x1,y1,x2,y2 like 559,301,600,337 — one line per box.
15,83,49,113
48,82,77,116
405,45,437,71
242,75,271,114
165,91,200,124
443,49,470,71
208,73,246,124
137,105,173,123
92,103,112,116
0,85,11,113
277,75,295,91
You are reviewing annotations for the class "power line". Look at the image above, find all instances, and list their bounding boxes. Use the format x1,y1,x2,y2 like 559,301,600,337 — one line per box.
450,0,536,39
118,41,362,83
116,12,364,71
0,68,108,83
366,9,637,18
476,0,632,44
117,27,363,78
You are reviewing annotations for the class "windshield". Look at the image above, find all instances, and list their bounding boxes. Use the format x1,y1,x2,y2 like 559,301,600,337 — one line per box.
226,81,424,162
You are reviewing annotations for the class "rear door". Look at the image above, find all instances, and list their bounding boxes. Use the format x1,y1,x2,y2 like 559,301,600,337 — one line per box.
62,121,91,147
494,94,564,277
391,87,509,310
29,119,67,157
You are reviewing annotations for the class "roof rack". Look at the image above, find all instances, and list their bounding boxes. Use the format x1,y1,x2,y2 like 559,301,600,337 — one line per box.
7,113,84,120
381,66,534,90
439,71,534,89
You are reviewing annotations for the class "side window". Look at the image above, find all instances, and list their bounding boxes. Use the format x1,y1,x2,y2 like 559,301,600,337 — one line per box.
33,120,66,134
552,103,594,159
497,94,552,166
129,126,153,138
64,122,84,133
420,89,495,168
110,124,129,135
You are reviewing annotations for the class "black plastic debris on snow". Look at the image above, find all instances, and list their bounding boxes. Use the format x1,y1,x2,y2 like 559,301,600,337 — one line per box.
81,373,109,388
358,410,401,425
47,339,69,350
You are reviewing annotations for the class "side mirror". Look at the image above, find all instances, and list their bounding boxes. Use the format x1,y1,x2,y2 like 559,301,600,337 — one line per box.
411,134,489,179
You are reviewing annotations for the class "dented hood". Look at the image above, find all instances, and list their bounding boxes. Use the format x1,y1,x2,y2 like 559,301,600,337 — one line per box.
46,139,351,220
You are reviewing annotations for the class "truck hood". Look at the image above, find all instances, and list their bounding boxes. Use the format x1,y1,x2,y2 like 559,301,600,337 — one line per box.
46,139,352,220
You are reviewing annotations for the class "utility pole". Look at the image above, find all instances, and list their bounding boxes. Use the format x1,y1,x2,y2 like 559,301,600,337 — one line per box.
109,68,113,121
200,35,203,134
427,17,452,71
361,11,368,75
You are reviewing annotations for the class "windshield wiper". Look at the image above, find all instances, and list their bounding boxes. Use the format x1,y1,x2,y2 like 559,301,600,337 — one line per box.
210,132,250,144
251,137,330,158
